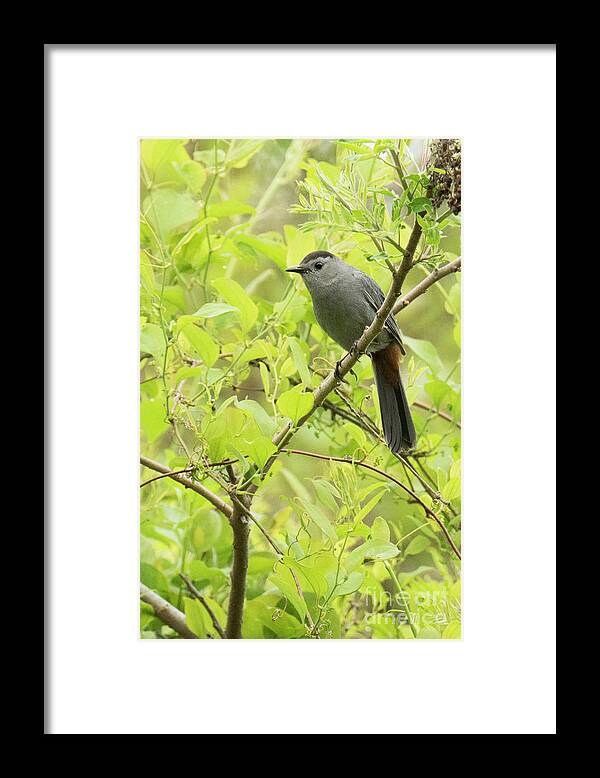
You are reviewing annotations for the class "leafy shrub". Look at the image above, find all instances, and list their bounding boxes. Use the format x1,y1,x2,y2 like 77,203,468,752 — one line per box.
140,138,461,639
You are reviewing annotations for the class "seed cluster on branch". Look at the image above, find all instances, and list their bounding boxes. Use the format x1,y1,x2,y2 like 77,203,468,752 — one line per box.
429,139,461,215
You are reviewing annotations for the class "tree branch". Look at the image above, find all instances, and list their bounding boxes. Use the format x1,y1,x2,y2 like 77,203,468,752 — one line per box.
320,389,449,504
140,455,233,518
280,448,461,560
139,459,239,489
140,583,198,639
392,256,461,315
179,573,226,639
397,216,425,288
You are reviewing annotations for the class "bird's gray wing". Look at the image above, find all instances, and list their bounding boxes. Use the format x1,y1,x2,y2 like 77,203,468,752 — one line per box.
357,271,406,353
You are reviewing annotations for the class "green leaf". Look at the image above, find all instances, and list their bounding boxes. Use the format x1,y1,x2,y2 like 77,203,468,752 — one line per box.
313,479,341,513
288,337,312,385
453,321,461,347
141,139,189,185
331,571,365,597
140,323,165,364
259,362,270,397
442,620,462,639
418,626,441,639
424,379,451,409
284,557,329,599
276,384,313,424
184,597,210,638
143,189,200,238
243,594,305,639
191,512,226,555
203,596,227,633
403,336,445,376
269,564,308,622
226,139,265,169
240,430,277,469
284,224,316,266
140,563,169,593
317,607,342,639
235,399,277,437
188,559,228,587
445,281,461,316
171,216,216,258
234,234,287,268
140,399,170,443
364,541,400,561
248,552,278,576
450,460,461,481
409,197,433,214
354,488,387,525
239,340,270,364
212,277,258,333
371,516,390,543
175,160,207,193
297,499,338,545
192,302,239,319
442,477,461,502
163,285,185,312
201,405,245,463
345,539,400,571
403,535,430,556
179,321,219,367
140,252,155,296
193,148,226,167
279,467,312,503
207,200,255,219
345,423,366,450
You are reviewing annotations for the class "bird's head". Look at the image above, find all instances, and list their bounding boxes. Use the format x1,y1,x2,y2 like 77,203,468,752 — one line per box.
286,251,344,292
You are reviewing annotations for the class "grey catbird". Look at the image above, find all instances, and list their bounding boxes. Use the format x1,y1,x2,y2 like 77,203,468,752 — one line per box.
287,251,416,453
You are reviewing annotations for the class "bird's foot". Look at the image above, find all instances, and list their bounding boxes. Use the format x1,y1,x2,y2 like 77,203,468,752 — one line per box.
349,339,365,357
335,343,363,381
335,360,356,381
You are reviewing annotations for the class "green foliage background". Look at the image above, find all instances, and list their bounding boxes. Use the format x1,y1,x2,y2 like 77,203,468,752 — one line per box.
140,138,461,639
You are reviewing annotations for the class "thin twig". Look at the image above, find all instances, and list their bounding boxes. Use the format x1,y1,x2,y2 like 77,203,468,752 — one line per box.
280,448,460,560
179,574,226,638
201,140,220,293
230,494,284,556
139,459,239,489
413,400,461,429
140,456,233,518
140,467,196,488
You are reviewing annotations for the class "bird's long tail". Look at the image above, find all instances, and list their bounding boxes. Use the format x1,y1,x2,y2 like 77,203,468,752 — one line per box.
371,343,416,454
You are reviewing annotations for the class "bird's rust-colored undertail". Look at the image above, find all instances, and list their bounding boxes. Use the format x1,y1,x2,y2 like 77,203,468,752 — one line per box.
372,342,402,385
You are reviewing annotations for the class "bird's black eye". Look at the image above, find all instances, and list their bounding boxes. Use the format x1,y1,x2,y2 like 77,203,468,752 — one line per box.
314,261,323,270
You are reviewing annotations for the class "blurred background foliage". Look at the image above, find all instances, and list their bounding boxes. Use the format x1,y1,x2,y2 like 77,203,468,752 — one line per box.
140,138,461,639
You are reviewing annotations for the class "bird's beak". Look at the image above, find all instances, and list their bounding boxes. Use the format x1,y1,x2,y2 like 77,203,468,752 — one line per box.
286,265,308,274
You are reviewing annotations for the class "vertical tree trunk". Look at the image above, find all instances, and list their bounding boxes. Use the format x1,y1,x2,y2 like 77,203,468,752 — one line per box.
225,502,250,639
